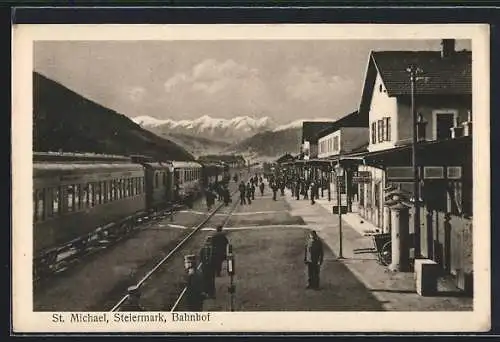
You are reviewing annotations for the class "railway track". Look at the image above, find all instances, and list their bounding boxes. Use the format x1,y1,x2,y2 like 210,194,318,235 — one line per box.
109,178,245,312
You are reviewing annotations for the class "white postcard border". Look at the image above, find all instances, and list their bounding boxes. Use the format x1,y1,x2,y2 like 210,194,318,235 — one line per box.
12,23,491,333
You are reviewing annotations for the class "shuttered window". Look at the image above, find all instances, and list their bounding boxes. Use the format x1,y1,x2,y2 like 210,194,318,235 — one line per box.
384,117,391,141
371,122,376,144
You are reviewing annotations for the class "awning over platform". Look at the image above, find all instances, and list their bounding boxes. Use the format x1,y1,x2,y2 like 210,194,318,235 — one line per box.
281,136,471,169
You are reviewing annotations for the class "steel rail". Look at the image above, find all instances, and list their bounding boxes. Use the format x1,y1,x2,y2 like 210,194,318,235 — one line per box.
109,174,247,312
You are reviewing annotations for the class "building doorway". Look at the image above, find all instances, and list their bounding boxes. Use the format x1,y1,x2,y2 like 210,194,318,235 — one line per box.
434,111,458,140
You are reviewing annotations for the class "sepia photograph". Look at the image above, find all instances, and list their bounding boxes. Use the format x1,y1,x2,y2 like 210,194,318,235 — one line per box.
12,23,490,333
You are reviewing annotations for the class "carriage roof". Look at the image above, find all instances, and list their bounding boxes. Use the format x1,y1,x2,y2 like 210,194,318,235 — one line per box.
33,162,144,176
171,161,202,169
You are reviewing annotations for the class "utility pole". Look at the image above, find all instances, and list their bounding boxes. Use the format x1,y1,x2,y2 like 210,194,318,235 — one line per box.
336,162,344,260
407,64,421,259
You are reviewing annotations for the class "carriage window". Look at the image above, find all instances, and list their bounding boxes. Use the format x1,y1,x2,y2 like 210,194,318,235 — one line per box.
118,179,125,199
34,189,45,222
137,177,142,194
67,185,75,212
122,178,127,197
114,180,119,200
109,180,114,201
104,181,110,203
89,183,96,207
53,187,60,216
98,182,104,204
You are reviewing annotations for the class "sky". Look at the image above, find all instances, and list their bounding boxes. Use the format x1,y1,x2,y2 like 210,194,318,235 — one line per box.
34,39,471,124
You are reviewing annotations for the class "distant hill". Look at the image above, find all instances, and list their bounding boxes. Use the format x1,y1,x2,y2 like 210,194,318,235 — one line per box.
33,72,194,161
227,127,302,158
154,131,231,158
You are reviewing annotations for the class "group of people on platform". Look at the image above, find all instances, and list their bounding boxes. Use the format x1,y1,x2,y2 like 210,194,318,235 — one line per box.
184,225,230,311
237,174,264,205
205,179,232,210
265,171,330,206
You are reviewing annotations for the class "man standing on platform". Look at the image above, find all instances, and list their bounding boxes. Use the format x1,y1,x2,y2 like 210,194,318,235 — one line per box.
200,236,216,298
239,181,246,205
304,230,324,290
259,181,265,196
295,180,301,200
310,181,317,205
184,255,206,311
211,225,229,277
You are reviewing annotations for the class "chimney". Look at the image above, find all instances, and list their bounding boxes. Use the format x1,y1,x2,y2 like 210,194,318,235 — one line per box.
462,110,473,137
450,115,464,139
441,39,456,58
416,113,428,141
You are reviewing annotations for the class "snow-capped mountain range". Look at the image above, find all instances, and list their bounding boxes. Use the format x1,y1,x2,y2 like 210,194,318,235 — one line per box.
133,115,332,143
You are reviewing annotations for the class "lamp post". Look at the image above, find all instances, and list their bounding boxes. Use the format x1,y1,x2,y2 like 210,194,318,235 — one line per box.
335,163,344,259
407,64,422,259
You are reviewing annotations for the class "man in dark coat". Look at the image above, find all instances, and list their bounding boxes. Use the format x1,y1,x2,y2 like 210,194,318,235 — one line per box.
259,181,265,196
280,181,286,196
211,225,229,276
199,237,216,298
310,181,317,205
295,180,301,200
304,230,324,289
206,187,216,211
184,255,206,311
223,185,231,206
246,182,253,204
271,181,278,201
251,181,256,200
302,181,309,200
238,181,246,205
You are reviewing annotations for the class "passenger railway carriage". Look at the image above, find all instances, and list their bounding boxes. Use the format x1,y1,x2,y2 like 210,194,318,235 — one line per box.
33,154,146,254
33,152,232,257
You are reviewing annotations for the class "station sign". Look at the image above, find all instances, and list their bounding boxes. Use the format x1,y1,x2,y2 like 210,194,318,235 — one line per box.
352,171,372,183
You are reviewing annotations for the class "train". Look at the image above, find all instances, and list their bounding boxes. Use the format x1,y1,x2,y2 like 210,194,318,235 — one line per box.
33,152,231,257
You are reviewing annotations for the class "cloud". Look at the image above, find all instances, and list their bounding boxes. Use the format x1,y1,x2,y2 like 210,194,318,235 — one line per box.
164,59,261,95
126,86,146,103
284,66,355,102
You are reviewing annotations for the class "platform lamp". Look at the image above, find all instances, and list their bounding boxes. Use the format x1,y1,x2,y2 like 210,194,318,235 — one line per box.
334,162,344,259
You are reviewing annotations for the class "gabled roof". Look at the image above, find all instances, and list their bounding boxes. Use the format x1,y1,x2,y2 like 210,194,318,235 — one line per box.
276,153,296,164
359,50,471,117
302,121,336,144
315,110,368,141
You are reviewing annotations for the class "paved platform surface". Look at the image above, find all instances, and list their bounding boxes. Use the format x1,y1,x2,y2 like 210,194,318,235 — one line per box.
198,181,472,312
284,188,473,311
200,186,383,311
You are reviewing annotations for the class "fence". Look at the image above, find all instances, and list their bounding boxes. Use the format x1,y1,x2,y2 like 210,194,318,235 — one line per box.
409,206,473,294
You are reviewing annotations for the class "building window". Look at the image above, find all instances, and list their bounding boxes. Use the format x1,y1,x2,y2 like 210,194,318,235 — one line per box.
371,122,376,144
384,117,391,141
377,120,384,143
333,136,339,151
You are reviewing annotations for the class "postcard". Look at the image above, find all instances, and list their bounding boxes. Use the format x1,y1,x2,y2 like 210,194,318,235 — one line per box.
12,23,490,333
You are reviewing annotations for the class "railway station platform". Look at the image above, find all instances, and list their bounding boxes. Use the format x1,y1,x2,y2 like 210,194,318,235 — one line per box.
200,183,473,312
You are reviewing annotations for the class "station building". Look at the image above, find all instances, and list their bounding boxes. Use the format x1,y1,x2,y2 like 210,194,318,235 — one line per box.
289,39,473,289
